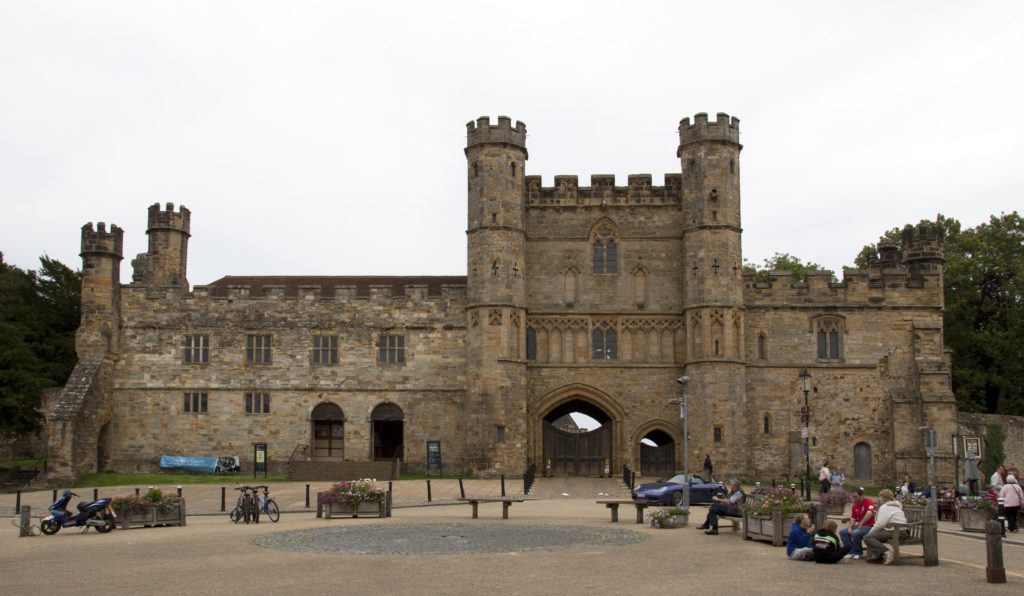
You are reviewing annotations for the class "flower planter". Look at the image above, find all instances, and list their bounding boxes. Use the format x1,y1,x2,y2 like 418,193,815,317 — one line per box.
958,508,991,533
323,498,386,518
116,501,187,529
743,509,797,546
656,514,689,528
823,502,846,515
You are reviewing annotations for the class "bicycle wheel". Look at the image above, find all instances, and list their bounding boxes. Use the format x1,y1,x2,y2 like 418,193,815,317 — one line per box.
265,499,280,522
229,505,243,523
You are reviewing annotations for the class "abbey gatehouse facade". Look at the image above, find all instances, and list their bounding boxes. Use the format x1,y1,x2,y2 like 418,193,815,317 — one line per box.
45,113,958,486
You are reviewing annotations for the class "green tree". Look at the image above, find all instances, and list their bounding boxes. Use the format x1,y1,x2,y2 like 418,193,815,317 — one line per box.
0,252,81,438
981,422,1006,479
855,212,1024,415
743,252,825,283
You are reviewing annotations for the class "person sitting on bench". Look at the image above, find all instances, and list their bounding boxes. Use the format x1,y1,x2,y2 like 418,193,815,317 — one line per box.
697,478,745,535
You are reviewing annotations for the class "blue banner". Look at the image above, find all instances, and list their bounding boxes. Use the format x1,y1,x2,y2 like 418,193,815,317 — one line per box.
160,455,219,474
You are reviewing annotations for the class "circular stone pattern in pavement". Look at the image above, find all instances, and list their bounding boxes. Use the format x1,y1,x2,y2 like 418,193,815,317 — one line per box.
252,523,649,555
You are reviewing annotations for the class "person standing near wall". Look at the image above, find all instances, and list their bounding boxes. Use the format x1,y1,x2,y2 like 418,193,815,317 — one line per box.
998,474,1023,533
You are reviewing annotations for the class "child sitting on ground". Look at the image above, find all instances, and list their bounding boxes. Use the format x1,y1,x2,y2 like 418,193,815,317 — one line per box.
812,519,850,564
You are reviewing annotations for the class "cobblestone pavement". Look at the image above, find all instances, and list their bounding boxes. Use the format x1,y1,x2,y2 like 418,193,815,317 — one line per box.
252,522,648,555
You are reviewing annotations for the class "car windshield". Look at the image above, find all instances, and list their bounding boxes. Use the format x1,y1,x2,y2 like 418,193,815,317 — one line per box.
659,474,703,485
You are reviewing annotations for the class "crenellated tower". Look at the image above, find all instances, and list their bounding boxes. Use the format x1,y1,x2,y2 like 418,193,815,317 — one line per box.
678,112,748,475
464,116,529,476
131,202,191,289
77,221,124,358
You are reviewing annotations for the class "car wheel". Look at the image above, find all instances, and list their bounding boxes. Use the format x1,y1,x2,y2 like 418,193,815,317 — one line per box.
671,491,684,506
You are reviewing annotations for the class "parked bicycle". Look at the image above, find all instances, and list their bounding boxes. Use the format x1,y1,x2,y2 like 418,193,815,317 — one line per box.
229,484,279,523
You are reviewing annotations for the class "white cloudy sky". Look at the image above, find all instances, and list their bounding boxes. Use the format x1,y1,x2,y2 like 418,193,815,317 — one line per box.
2,1,1022,285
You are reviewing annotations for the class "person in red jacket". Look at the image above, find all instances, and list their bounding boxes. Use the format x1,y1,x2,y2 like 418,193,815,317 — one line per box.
838,487,875,559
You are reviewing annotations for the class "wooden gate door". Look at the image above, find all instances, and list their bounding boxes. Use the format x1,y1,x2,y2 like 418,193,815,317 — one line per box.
543,422,612,476
313,421,344,459
640,444,675,477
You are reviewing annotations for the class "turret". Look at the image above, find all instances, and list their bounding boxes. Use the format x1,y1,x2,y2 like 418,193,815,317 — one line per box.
901,222,945,282
464,115,529,476
131,202,191,289
77,221,124,357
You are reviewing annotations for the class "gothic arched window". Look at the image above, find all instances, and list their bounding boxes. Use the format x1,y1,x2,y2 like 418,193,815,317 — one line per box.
814,317,844,360
591,321,618,360
591,220,619,274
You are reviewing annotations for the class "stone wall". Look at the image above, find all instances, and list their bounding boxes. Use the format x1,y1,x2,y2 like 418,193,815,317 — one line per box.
958,412,1024,473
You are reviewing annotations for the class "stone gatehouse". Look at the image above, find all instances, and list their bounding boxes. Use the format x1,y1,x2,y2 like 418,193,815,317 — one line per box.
45,113,959,486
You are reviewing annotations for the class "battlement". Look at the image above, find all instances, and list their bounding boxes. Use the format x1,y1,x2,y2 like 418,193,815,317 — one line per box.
147,202,191,235
80,222,124,257
525,173,682,206
466,116,527,151
743,264,942,307
678,112,740,147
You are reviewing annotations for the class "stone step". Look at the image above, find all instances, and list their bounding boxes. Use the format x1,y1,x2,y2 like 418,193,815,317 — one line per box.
288,461,397,482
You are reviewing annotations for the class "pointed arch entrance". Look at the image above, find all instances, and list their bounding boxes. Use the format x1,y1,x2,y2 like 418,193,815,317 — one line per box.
311,403,345,460
639,428,676,477
532,384,625,477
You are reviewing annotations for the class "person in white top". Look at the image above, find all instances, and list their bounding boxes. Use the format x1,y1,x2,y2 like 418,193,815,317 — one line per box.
863,489,906,565
998,474,1023,533
819,461,831,495
991,465,1006,491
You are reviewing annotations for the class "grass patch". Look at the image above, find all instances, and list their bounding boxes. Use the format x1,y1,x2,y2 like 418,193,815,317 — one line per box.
72,471,288,488
398,473,473,480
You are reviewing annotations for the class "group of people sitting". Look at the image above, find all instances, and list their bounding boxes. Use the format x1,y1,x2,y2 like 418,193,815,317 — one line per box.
787,487,905,564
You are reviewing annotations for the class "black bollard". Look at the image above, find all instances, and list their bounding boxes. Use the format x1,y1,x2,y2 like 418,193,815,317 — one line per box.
427,479,432,502
15,489,21,514
135,487,140,496
52,489,57,503
459,478,465,499
305,484,310,509
177,486,182,497
986,519,1006,583
501,475,506,496
94,488,98,501
221,486,226,512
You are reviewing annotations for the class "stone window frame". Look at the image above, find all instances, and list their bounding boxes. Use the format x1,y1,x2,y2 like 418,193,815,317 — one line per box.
590,219,619,275
183,392,208,414
757,334,767,360
184,334,209,364
246,334,272,365
762,414,771,434
591,320,618,360
312,334,339,365
245,391,270,414
525,327,537,361
713,426,723,443
813,316,845,361
377,333,406,365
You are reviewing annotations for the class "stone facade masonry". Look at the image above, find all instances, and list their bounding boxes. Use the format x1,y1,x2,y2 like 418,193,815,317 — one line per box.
45,113,974,487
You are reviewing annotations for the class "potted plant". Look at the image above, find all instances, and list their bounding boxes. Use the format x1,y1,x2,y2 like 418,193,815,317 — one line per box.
956,496,997,532
318,478,386,518
647,506,689,528
819,488,852,515
743,486,814,546
898,492,929,513
111,487,186,529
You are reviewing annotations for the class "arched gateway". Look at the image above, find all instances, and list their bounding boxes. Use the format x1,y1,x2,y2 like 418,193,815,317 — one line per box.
531,384,625,477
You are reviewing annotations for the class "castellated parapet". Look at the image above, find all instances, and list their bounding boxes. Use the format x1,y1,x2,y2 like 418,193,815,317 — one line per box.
147,202,191,235
525,173,682,206
80,222,124,258
466,116,527,153
677,112,741,149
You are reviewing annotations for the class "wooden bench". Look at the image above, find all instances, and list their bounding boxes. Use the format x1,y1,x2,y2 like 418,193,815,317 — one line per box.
458,497,525,519
718,515,742,532
597,500,651,523
888,506,938,565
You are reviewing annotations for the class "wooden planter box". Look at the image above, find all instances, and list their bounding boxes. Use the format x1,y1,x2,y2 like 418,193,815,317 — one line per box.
116,501,187,530
958,508,991,533
822,502,847,516
656,513,689,528
743,509,798,546
321,497,386,518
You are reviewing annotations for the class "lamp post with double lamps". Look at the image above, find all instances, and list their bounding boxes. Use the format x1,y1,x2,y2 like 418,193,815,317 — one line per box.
668,376,691,508
799,369,812,501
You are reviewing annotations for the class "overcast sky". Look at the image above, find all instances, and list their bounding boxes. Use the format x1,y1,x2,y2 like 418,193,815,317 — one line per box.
2,1,1022,285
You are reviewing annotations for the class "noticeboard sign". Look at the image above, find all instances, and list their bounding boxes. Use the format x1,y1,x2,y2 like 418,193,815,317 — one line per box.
254,443,268,478
426,440,442,473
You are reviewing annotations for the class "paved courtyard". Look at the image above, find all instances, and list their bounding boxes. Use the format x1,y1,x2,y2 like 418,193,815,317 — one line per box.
2,479,1022,595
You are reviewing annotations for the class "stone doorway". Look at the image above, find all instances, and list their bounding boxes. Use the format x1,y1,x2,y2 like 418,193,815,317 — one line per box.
639,429,675,477
311,403,345,460
854,442,872,480
542,399,612,477
371,403,404,461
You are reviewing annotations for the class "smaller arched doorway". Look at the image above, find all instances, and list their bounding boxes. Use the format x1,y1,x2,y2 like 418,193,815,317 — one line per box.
371,403,404,461
311,403,345,460
853,442,872,480
639,429,676,477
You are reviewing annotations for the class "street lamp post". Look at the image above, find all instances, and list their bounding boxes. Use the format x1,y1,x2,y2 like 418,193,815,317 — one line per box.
668,376,690,508
799,369,812,501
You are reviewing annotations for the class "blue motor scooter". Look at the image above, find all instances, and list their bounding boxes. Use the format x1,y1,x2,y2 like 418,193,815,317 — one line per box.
40,490,116,535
